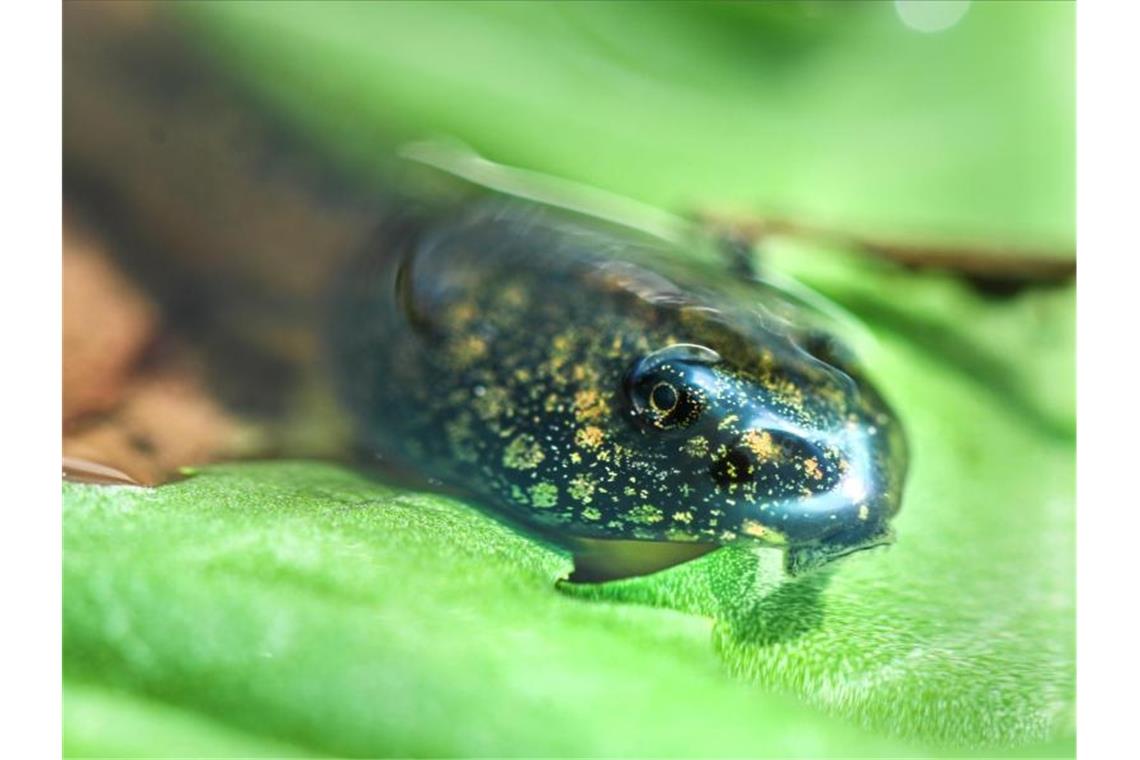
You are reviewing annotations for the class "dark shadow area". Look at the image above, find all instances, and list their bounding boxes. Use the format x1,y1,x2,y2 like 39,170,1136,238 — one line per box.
712,568,830,648
558,545,829,649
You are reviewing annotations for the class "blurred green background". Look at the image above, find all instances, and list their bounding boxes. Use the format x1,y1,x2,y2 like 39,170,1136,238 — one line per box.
187,0,1073,248
64,2,1075,757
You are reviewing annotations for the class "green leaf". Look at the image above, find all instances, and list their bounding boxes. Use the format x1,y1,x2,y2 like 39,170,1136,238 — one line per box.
66,463,916,757
65,2,1074,756
64,681,309,758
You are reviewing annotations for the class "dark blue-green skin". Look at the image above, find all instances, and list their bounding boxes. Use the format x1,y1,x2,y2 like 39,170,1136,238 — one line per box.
329,200,907,570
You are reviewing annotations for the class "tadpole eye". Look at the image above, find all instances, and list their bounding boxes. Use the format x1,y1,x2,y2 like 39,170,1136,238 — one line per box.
629,374,700,430
649,382,679,414
624,343,721,431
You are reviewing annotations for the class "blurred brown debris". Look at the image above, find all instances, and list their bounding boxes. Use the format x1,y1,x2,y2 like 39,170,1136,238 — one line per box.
63,210,254,486
63,211,157,422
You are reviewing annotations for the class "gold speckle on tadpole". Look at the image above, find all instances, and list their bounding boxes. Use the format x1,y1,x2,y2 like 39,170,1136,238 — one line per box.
858,504,870,521
681,435,709,458
571,363,599,384
529,482,559,508
627,504,664,525
473,385,511,421
672,511,693,524
499,284,527,308
449,335,488,367
717,414,740,431
581,506,602,521
744,522,787,545
445,301,477,327
503,433,545,470
573,388,608,422
741,519,769,538
803,457,823,480
741,429,778,460
568,474,597,503
607,334,624,357
575,425,605,449
758,372,805,411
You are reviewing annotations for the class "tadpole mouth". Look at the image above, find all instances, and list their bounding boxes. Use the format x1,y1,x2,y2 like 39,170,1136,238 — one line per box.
783,527,895,576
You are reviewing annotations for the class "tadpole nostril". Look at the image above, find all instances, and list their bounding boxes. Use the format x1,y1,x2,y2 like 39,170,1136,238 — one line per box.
710,445,756,486
707,428,843,498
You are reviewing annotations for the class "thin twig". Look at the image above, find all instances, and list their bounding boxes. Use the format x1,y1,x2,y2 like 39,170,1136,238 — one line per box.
697,211,1076,286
